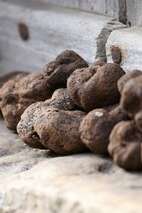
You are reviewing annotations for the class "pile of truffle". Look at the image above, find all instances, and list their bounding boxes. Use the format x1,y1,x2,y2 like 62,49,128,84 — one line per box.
0,50,142,171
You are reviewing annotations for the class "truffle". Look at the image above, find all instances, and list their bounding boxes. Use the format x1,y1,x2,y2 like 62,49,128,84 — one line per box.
0,72,52,130
80,105,128,155
67,63,125,111
17,89,78,149
43,50,88,89
108,121,142,171
34,108,86,155
118,70,142,94
120,75,142,117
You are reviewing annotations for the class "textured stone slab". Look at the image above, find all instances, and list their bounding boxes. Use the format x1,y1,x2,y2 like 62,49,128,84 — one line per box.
0,119,142,212
106,27,142,71
0,0,110,73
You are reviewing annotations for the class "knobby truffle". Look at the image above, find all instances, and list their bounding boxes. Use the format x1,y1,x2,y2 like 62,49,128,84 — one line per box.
108,121,142,171
67,63,125,111
80,105,128,155
34,108,86,155
118,70,142,94
17,88,84,154
120,75,142,117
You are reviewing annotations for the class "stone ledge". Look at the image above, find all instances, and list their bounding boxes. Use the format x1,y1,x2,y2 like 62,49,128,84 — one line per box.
106,27,142,71
0,119,142,213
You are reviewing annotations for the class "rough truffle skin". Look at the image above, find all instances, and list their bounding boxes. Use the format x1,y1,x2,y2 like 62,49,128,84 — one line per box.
67,63,125,111
80,105,128,155
118,70,142,94
0,71,29,88
43,50,88,89
17,89,78,149
0,72,30,129
34,108,86,155
0,72,52,130
0,50,87,130
120,75,142,117
108,121,142,171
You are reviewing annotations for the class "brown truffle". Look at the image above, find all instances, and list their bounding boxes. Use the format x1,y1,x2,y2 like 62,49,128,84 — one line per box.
80,105,128,155
0,71,29,88
118,70,142,94
67,63,125,111
120,75,142,117
108,121,142,171
34,108,86,155
17,89,78,149
0,50,87,130
0,72,52,130
43,50,88,89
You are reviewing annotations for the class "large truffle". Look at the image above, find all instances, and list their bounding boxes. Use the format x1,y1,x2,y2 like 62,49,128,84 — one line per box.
80,105,128,155
17,89,78,149
108,121,142,171
0,50,87,130
67,63,125,111
34,108,86,155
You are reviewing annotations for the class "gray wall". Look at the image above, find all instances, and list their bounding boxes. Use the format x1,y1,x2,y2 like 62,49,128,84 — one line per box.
127,0,142,26
40,0,142,26
42,0,119,18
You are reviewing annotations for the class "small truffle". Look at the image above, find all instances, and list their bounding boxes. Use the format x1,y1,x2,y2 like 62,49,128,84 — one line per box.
67,63,125,111
108,121,142,171
43,50,88,89
80,105,128,155
17,89,78,149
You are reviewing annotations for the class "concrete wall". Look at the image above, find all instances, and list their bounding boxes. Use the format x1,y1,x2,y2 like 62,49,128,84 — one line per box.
126,0,142,26
3,0,142,26
41,0,119,18
40,0,142,26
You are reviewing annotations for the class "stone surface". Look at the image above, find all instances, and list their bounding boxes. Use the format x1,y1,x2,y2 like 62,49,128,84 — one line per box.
45,0,119,18
43,0,142,26
126,0,142,26
0,118,142,212
106,27,142,71
0,0,110,73
96,20,126,62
